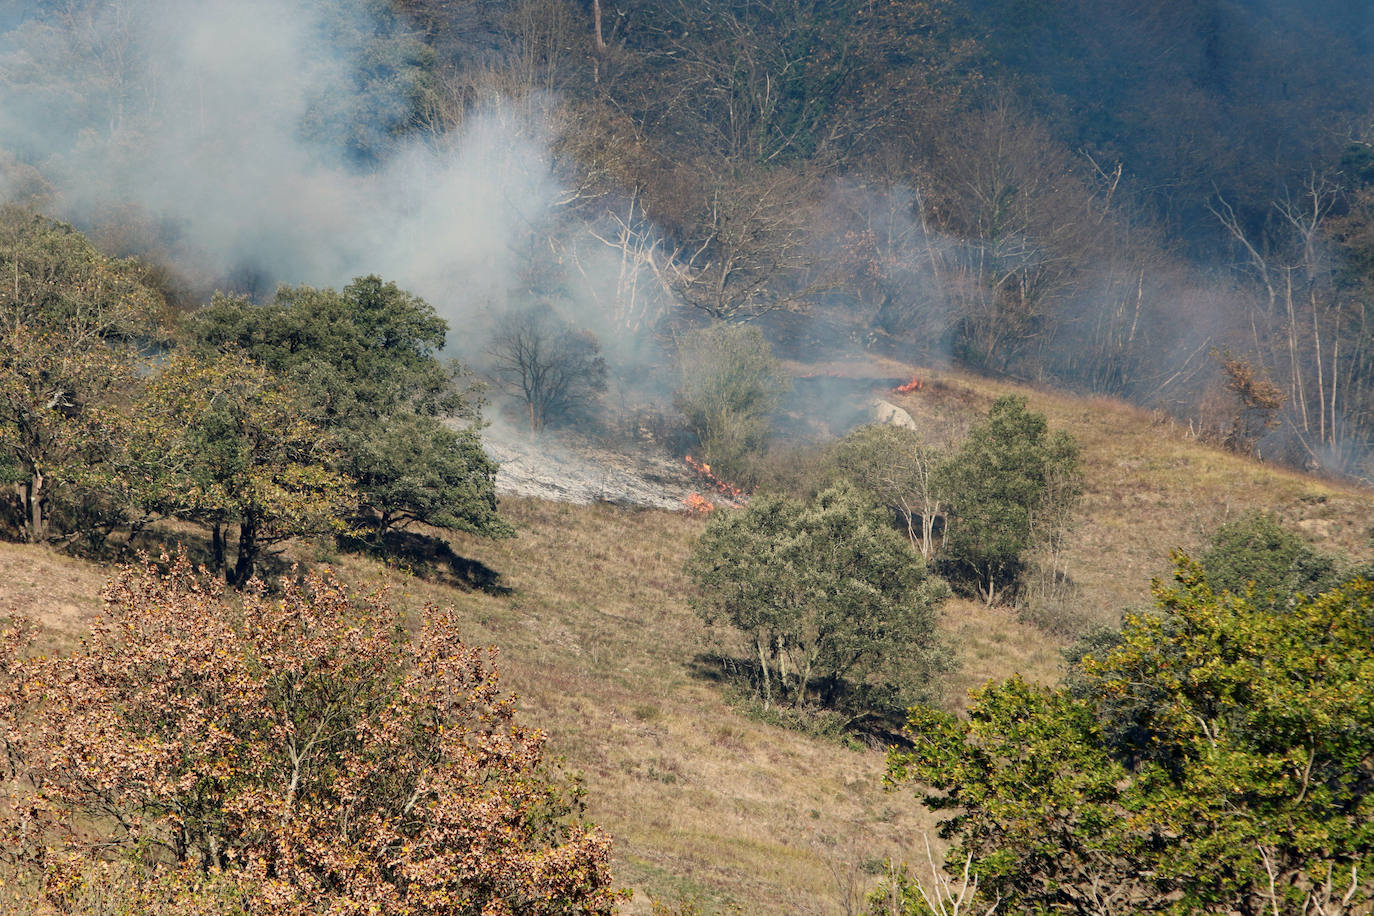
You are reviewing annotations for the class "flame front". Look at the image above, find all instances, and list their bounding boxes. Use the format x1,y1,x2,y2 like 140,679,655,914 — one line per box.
684,455,748,508
894,376,924,393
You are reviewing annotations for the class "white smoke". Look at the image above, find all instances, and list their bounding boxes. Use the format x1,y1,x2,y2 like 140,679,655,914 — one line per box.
0,0,563,336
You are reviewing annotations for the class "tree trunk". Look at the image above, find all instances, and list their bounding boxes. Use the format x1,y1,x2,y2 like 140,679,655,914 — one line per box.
592,0,606,54
230,516,257,586
24,471,44,543
211,522,225,574
755,633,773,710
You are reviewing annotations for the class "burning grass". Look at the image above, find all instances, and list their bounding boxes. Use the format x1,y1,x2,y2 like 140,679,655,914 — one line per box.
893,376,925,394
683,455,749,508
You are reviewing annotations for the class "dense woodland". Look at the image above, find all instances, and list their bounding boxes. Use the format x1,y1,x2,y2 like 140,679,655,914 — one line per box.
2,0,1374,913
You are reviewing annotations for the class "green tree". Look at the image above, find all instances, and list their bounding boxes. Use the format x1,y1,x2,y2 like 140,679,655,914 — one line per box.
192,276,510,540
674,323,787,479
938,396,1080,605
134,353,356,585
352,412,511,537
886,559,1374,915
830,424,947,560
686,485,950,722
0,207,165,543
1200,511,1342,604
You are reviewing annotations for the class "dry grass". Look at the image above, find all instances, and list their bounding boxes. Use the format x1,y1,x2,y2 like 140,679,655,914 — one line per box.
940,598,1067,713
321,499,943,914
0,540,106,643
888,367,1374,630
3,368,1374,914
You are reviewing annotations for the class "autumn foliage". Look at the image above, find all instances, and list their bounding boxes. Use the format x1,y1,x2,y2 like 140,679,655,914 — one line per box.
0,556,620,915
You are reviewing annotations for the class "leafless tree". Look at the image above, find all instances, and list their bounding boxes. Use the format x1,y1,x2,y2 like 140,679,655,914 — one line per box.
486,303,608,431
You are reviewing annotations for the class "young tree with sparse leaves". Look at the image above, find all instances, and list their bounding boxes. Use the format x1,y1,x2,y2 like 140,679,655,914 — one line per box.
830,424,947,561
486,303,608,432
674,323,787,479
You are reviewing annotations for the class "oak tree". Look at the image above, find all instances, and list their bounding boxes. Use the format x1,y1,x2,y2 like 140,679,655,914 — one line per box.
0,555,622,915
132,353,356,585
0,207,165,543
191,276,510,540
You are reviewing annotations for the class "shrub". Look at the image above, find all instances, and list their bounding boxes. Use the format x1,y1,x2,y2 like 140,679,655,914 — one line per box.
674,324,787,480
686,485,951,727
1200,511,1342,603
0,555,621,915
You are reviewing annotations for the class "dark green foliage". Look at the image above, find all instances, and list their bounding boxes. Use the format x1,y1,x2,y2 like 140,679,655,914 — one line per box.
686,485,951,725
191,275,509,540
193,275,459,422
937,396,1080,605
887,559,1374,915
352,413,512,538
1200,511,1342,604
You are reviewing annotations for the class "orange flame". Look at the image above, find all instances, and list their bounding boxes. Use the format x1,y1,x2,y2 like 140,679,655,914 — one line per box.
682,492,716,515
684,455,748,507
894,376,924,394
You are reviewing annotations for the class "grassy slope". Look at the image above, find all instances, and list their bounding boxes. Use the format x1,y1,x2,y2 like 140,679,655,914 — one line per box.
4,364,1373,914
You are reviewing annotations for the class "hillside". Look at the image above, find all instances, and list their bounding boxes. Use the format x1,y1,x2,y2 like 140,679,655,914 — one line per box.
4,363,1372,914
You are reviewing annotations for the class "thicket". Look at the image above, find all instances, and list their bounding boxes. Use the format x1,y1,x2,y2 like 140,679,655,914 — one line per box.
883,559,1374,915
0,555,621,915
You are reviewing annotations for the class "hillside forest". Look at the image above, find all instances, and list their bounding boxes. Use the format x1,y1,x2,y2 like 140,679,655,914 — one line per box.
2,0,1374,913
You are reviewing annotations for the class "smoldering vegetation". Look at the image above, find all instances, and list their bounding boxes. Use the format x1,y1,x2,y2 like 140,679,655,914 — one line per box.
2,0,1373,476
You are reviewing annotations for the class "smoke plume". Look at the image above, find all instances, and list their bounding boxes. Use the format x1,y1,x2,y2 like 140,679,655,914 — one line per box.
0,0,563,340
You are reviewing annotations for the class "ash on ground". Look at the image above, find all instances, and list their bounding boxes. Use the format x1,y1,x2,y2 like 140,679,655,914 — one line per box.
481,420,699,511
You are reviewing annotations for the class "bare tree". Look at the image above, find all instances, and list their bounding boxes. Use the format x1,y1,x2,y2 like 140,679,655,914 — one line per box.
1210,173,1374,471
486,303,608,431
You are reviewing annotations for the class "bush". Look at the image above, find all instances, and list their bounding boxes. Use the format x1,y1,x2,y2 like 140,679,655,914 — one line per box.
674,324,788,480
1200,511,1342,603
937,396,1081,605
888,560,1374,915
0,555,621,915
686,485,951,727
